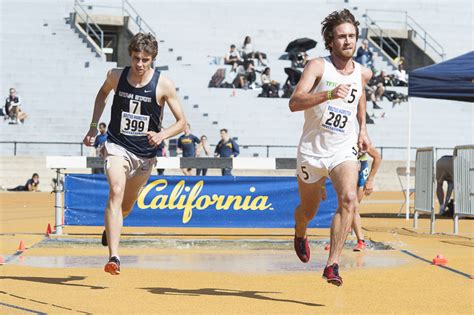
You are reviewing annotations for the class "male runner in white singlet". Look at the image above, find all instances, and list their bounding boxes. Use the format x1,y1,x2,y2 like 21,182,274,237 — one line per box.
289,9,372,286
83,33,186,275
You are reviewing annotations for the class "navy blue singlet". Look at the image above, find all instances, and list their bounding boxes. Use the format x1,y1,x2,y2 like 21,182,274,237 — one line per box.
107,67,163,158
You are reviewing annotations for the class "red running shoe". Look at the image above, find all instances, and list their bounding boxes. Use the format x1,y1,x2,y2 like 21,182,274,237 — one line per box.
104,256,121,275
322,263,343,286
294,236,310,263
353,240,366,252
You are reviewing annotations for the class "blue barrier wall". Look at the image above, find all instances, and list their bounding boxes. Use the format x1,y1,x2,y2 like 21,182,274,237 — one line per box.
65,175,336,228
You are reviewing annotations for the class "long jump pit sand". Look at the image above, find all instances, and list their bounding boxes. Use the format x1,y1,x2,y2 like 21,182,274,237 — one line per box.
1,192,473,314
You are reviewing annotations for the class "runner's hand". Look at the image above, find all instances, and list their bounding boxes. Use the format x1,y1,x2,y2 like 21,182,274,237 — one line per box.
357,130,370,154
83,128,98,147
331,84,351,99
364,179,374,196
147,131,164,147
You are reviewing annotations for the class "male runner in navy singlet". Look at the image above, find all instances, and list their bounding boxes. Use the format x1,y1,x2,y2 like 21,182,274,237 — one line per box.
83,33,186,275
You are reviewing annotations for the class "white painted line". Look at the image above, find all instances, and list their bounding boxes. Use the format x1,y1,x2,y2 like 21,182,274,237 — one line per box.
233,158,276,170
46,156,87,169
156,157,180,168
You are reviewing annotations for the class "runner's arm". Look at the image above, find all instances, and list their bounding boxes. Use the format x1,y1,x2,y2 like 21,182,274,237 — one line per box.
289,58,351,112
364,144,382,195
289,59,326,112
366,145,382,182
357,67,373,153
147,76,186,146
83,69,117,146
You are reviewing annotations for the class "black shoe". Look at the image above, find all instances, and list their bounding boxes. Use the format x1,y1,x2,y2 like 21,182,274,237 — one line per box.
101,230,108,246
373,103,382,109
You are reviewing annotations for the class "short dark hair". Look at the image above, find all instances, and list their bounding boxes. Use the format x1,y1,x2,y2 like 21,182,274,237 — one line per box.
321,9,359,52
32,173,39,178
99,122,107,129
230,44,236,49
220,128,228,133
128,33,158,59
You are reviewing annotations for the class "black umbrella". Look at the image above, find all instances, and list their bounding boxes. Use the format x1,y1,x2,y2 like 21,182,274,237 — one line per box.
285,38,317,53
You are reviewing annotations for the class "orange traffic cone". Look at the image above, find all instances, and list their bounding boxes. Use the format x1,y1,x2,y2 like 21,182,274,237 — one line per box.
45,223,52,236
17,240,25,251
432,254,448,265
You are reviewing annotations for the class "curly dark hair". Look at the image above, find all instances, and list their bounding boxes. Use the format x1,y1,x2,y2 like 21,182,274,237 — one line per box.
128,32,158,59
321,9,359,52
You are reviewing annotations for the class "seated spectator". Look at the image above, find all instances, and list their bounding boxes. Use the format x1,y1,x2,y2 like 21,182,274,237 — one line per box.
238,61,257,89
365,86,382,109
393,64,408,86
371,70,407,107
4,88,28,124
224,62,256,89
214,129,239,176
373,70,390,100
355,39,373,67
259,67,280,98
224,44,242,65
221,63,241,88
196,135,211,176
178,123,201,176
241,36,267,66
7,173,40,192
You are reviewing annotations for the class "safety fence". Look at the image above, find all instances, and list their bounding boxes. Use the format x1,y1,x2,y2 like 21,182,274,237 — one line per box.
414,147,435,233
453,145,474,234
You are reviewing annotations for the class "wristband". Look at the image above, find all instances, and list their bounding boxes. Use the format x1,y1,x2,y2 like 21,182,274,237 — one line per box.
321,185,326,189
90,122,98,128
327,90,333,100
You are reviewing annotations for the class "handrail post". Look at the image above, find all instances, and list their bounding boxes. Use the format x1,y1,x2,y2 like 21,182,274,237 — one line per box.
54,168,63,235
14,141,17,156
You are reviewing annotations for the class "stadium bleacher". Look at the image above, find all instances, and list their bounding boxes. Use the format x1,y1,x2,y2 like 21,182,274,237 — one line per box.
1,0,472,162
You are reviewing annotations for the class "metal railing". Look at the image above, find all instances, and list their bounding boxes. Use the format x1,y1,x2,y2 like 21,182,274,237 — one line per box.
77,0,156,36
0,141,455,160
363,13,401,63
122,0,156,36
73,0,105,50
364,9,445,62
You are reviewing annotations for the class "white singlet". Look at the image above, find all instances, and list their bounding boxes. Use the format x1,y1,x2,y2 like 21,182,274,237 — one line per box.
297,56,363,183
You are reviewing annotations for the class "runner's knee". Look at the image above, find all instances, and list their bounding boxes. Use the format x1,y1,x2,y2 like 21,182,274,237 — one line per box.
339,191,358,213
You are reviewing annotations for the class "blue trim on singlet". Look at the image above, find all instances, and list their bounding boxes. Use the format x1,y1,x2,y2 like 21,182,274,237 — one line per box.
107,67,163,158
